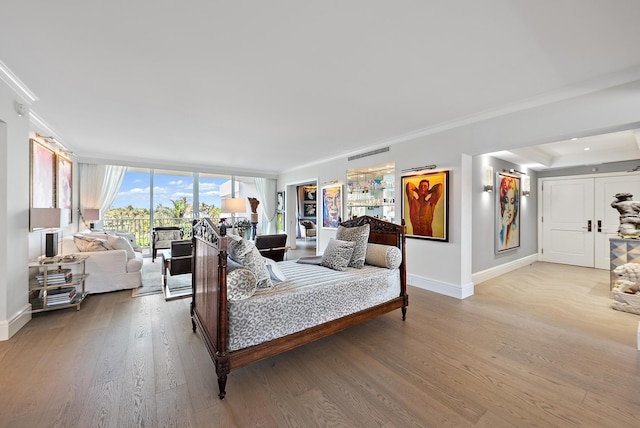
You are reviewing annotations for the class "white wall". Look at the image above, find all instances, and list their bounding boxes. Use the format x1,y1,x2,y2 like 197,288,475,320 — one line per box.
471,155,539,278
280,143,474,298
279,79,640,300
0,82,31,340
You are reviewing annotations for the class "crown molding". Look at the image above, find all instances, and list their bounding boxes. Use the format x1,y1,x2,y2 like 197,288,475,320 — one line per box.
0,60,38,103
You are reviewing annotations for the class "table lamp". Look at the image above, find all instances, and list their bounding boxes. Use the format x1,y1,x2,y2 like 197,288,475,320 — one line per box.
83,208,101,230
30,208,63,258
221,198,246,235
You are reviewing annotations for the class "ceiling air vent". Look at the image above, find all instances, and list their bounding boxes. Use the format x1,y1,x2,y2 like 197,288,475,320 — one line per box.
348,147,389,161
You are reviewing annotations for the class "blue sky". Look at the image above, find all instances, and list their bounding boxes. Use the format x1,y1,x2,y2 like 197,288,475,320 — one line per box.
111,171,228,209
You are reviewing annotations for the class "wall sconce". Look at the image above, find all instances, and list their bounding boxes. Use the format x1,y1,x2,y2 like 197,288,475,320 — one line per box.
522,175,531,196
15,101,28,117
484,166,494,192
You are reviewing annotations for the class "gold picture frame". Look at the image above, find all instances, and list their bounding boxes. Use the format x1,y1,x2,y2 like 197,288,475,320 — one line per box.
401,170,449,241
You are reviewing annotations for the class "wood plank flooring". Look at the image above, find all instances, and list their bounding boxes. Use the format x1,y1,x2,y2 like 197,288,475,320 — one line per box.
1,261,639,427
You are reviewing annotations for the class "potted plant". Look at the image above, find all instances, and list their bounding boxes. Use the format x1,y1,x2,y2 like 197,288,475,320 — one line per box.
235,218,252,239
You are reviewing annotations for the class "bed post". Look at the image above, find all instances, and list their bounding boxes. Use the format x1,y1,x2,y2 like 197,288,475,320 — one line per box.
190,219,197,332
341,215,408,321
216,224,230,399
400,218,408,321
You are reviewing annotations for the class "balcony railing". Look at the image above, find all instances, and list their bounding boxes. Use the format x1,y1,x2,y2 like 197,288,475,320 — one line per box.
102,217,197,248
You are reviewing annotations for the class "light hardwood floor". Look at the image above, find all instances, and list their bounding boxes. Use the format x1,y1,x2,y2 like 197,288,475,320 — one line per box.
1,261,639,427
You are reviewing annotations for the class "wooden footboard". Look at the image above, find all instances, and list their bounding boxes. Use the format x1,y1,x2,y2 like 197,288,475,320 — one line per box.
191,215,408,399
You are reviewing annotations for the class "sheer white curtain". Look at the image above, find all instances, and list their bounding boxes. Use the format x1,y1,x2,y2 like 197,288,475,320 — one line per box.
79,163,126,229
255,177,276,234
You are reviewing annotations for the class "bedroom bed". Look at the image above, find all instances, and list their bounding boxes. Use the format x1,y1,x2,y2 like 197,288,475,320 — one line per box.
190,215,408,399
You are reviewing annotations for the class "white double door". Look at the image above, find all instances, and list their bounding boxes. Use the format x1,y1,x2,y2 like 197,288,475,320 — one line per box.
541,173,640,269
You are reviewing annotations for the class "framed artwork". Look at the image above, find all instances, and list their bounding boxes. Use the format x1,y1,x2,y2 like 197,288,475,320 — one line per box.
321,184,342,229
57,154,73,224
30,139,56,210
401,170,448,241
277,191,285,211
303,186,316,201
276,211,285,232
495,171,520,253
304,202,316,217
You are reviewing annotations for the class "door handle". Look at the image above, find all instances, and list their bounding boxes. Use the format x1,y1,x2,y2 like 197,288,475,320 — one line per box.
587,220,592,232
597,220,602,233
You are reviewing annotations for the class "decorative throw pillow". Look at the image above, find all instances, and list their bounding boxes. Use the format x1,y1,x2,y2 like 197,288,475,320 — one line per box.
106,235,136,259
156,230,180,242
226,266,257,300
365,243,402,269
228,237,273,288
112,230,141,252
227,235,253,261
73,235,109,252
264,258,287,283
321,238,355,271
335,224,370,268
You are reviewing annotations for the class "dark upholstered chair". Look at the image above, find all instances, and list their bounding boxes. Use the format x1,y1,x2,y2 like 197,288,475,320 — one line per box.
152,226,183,261
255,234,289,262
168,240,193,276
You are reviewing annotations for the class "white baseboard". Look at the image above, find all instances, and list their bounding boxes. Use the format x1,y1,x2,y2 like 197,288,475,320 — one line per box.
408,254,539,300
472,254,539,285
408,274,475,299
0,304,32,341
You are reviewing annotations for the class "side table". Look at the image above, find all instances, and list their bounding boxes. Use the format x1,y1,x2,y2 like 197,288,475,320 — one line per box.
28,255,89,313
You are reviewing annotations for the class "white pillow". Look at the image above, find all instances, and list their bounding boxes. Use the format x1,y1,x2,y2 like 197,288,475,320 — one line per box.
111,230,141,251
107,235,136,259
264,258,287,282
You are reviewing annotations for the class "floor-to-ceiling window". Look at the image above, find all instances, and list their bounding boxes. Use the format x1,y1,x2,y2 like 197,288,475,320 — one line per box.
103,167,248,255
198,173,230,219
151,169,195,237
104,168,152,248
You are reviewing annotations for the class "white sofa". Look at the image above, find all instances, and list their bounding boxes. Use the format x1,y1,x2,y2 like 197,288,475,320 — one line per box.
60,230,143,294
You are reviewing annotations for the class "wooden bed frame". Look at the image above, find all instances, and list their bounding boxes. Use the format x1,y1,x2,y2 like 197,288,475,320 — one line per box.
190,215,408,399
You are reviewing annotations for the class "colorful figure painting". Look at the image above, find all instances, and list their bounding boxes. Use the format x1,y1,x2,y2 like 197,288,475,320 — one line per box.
322,184,342,229
496,172,520,252
402,171,448,241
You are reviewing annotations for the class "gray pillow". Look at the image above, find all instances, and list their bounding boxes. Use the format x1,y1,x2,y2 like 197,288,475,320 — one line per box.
226,266,257,300
228,237,273,288
336,224,370,268
321,238,355,271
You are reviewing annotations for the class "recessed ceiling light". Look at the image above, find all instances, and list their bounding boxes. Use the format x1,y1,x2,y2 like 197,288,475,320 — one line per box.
571,137,579,141
584,147,591,151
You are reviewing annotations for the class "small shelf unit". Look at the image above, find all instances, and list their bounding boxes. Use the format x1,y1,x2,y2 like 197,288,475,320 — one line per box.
28,255,89,313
